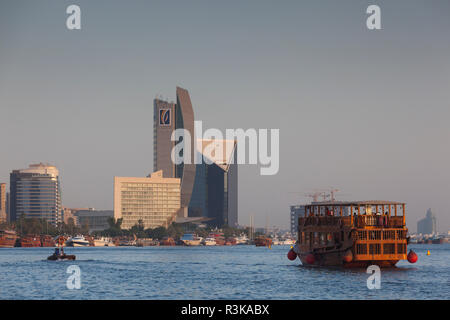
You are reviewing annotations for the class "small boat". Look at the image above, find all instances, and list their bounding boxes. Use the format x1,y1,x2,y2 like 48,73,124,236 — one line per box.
254,236,272,247
432,238,446,244
136,238,160,247
0,230,18,248
85,235,95,246
93,237,107,247
93,237,115,247
66,235,90,247
47,248,76,261
202,237,217,246
180,233,203,246
235,234,249,245
280,238,295,245
215,237,226,246
160,237,176,246
272,238,281,245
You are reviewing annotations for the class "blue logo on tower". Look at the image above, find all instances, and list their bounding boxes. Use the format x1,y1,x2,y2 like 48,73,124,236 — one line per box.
159,109,171,126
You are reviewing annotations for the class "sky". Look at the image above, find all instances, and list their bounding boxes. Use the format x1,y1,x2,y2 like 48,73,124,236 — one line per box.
1,0,449,231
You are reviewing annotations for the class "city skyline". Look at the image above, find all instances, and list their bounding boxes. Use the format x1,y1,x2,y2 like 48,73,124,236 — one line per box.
1,0,450,231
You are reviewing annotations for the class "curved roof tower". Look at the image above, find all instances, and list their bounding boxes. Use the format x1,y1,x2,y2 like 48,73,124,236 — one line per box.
175,87,196,208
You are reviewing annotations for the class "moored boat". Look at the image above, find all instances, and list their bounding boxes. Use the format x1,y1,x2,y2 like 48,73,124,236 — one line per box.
136,238,159,247
202,237,217,246
254,236,272,247
66,235,90,247
93,237,115,247
215,237,226,246
114,236,136,246
40,235,56,247
235,234,249,245
180,233,203,246
19,235,41,247
281,238,295,245
0,230,18,248
160,237,176,246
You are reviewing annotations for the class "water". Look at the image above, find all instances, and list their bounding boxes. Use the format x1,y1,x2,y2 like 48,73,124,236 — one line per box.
0,244,448,299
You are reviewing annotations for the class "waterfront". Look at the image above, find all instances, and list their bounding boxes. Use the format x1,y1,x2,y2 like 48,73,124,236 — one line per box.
0,244,448,300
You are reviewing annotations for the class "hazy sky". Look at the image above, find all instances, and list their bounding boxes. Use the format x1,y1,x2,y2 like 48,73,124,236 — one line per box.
1,0,449,231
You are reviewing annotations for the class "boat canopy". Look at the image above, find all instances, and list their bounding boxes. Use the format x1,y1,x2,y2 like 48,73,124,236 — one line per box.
305,200,405,207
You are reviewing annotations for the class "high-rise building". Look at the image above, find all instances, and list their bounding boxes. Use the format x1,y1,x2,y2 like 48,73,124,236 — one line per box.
153,87,238,227
114,170,181,230
153,99,176,178
290,205,305,236
190,139,238,227
10,163,62,226
153,87,196,216
6,192,10,222
417,208,437,235
0,183,6,223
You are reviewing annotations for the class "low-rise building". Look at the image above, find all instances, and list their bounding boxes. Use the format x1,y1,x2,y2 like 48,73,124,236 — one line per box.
74,209,114,233
114,170,181,230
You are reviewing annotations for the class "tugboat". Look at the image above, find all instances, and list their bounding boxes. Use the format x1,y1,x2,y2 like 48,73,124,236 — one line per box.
288,201,418,267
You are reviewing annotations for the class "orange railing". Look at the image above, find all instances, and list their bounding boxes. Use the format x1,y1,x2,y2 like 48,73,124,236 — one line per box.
299,215,405,228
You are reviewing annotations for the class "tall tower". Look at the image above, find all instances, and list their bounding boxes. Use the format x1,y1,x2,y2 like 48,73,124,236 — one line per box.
175,87,196,209
153,87,196,214
153,99,176,177
10,163,62,226
152,87,238,226
0,183,6,223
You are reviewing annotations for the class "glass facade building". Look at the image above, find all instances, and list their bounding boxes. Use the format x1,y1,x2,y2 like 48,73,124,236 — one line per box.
114,171,181,230
9,163,62,226
188,139,238,227
153,87,238,227
0,183,6,223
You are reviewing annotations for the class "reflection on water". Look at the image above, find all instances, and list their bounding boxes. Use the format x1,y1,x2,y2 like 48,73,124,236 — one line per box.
0,244,448,299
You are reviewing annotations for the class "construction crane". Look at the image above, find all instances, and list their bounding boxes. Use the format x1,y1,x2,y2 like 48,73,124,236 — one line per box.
290,188,348,203
305,191,328,202
329,188,339,201
289,190,328,203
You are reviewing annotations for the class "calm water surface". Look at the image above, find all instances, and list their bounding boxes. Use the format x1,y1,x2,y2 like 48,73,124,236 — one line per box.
0,244,448,299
